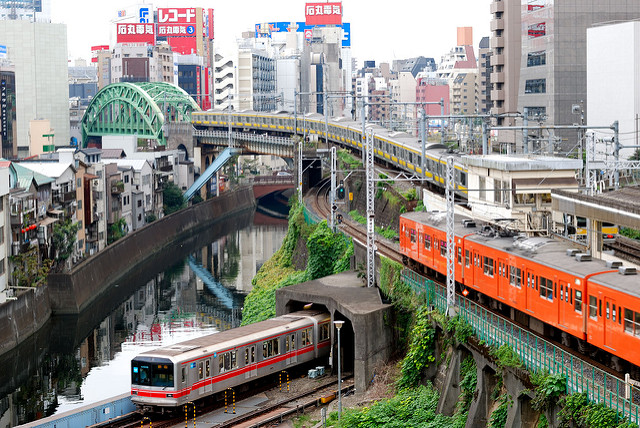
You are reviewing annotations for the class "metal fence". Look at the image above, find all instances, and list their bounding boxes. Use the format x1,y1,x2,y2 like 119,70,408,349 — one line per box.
402,269,640,424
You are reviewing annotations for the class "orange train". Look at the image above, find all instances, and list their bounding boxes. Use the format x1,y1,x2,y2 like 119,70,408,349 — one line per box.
399,211,640,370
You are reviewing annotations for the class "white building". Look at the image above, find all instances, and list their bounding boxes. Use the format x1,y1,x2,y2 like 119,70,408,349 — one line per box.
103,159,154,224
587,21,640,161
0,20,69,156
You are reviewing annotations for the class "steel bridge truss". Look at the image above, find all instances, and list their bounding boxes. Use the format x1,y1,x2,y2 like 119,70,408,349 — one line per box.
81,82,200,146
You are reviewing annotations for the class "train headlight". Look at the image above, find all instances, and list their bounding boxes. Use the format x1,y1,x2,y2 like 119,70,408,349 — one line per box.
166,394,174,398
132,391,138,395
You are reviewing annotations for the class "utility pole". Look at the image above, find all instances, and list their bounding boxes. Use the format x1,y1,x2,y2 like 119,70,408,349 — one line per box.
614,120,620,190
366,129,376,288
330,146,337,231
446,156,455,315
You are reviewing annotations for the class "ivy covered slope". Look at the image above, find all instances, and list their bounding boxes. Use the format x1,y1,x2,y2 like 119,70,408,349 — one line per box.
241,200,354,326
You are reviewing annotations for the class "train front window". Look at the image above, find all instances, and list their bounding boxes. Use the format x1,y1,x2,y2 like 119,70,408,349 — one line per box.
132,359,174,388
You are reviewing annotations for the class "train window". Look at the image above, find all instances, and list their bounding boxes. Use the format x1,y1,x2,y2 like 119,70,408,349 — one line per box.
613,305,617,323
606,302,610,320
198,362,203,380
599,300,602,317
589,296,598,319
182,367,186,384
539,277,553,301
245,348,250,364
302,328,313,346
440,241,447,257
483,256,494,277
509,267,522,288
574,290,581,313
410,229,416,243
425,235,431,250
205,360,210,377
320,323,330,341
219,351,238,372
560,284,564,301
624,309,640,336
465,250,470,267
457,247,462,264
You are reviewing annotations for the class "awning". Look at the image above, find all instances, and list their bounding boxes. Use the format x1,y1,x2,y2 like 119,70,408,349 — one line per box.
512,177,578,194
39,216,59,227
47,209,64,216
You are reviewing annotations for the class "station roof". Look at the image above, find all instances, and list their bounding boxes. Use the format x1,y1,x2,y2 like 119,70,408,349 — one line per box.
552,187,640,229
462,155,582,171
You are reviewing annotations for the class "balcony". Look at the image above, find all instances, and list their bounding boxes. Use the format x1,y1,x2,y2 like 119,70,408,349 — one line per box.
490,54,505,67
111,181,124,195
490,36,505,49
490,1,504,14
491,19,504,32
491,70,505,84
491,89,506,100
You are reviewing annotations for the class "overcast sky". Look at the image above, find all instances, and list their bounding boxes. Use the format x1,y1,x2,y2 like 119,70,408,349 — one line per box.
51,0,492,65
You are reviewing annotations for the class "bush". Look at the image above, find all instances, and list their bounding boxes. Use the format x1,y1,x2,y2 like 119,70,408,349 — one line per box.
397,306,436,389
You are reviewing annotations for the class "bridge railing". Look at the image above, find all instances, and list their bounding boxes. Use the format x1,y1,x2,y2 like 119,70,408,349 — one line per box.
402,269,640,424
193,130,293,147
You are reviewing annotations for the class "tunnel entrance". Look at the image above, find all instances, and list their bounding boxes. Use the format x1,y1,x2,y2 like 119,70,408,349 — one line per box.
333,312,354,373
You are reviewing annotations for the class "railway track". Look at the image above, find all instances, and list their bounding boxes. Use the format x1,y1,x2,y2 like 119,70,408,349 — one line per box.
307,177,403,264
98,375,354,428
308,179,640,416
604,235,640,266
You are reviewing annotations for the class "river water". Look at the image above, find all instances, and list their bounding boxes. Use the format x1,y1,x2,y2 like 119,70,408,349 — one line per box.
0,204,288,427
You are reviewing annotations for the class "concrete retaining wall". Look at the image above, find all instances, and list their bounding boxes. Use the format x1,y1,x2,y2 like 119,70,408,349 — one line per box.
0,286,51,356
48,187,256,314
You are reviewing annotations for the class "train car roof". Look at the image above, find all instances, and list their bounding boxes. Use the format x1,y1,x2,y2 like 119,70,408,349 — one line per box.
135,310,329,361
402,211,640,297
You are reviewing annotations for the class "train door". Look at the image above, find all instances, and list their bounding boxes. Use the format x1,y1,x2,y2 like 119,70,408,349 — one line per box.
286,333,297,365
604,297,618,351
497,258,507,301
472,250,481,288
558,279,567,329
204,358,212,393
525,269,535,313
244,346,257,379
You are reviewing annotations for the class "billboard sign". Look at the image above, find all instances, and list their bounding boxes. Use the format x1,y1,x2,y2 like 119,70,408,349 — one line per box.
158,8,197,24
1,79,7,139
0,45,6,59
167,36,197,55
305,2,342,26
116,23,155,45
114,4,154,23
255,22,351,47
157,24,196,36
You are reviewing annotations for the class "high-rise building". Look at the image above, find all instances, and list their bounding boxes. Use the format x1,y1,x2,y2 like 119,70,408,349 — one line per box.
0,0,50,22
0,20,69,157
478,37,492,115
490,0,640,153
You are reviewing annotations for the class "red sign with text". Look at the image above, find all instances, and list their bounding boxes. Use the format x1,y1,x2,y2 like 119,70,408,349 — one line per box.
116,23,155,45
168,36,197,55
158,7,197,24
305,2,342,26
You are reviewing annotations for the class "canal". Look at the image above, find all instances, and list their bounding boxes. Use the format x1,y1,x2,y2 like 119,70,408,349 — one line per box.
0,202,288,426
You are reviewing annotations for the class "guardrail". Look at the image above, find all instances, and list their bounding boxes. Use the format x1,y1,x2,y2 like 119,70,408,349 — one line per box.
193,130,293,147
402,269,640,423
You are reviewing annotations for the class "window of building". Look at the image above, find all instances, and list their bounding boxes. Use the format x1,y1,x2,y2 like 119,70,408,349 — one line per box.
494,180,502,204
0,258,4,276
527,51,546,67
78,199,82,210
124,175,129,183
525,79,546,94
479,176,486,201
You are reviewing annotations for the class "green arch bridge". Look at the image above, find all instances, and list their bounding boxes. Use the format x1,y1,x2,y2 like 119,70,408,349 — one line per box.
81,82,200,147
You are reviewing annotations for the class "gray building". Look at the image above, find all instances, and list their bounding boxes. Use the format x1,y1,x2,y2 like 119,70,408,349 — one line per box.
0,20,69,156
490,0,640,153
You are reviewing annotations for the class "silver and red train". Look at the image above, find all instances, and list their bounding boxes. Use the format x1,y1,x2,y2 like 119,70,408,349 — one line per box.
130,310,331,411
400,211,640,370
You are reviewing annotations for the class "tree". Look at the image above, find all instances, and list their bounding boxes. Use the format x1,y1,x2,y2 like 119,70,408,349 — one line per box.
52,219,80,264
163,182,186,215
10,248,52,287
108,218,128,245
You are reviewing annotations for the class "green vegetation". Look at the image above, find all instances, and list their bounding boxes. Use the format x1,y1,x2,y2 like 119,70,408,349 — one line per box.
348,210,399,240
530,371,566,412
337,148,362,169
620,227,640,240
489,344,524,370
488,394,512,428
52,219,80,264
163,181,187,215
241,200,353,325
10,247,52,287
403,188,417,201
557,393,638,428
397,306,436,389
108,217,128,245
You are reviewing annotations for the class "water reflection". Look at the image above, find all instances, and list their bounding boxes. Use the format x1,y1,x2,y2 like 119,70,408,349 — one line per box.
0,208,287,426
